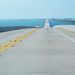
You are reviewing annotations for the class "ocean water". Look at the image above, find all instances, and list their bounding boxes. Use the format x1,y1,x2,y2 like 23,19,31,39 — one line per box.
49,20,75,28
0,19,46,28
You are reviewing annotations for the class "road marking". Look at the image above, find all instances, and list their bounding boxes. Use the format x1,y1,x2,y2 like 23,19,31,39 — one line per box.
0,28,40,53
55,29,75,43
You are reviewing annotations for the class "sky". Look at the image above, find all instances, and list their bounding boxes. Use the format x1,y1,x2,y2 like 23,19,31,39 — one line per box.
0,0,75,19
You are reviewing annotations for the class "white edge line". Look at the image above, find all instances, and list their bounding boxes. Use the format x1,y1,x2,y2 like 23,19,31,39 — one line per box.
55,29,75,43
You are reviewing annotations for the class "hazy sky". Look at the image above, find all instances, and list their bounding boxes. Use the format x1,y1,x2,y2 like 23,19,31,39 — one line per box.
0,0,75,19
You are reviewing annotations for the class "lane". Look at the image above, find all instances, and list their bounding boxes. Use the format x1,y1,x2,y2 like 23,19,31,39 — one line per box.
55,28,75,40
0,28,36,46
0,28,40,53
55,29,75,42
0,20,75,75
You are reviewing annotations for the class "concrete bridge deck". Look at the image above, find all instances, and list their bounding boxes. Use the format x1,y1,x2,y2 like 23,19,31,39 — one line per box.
0,20,75,75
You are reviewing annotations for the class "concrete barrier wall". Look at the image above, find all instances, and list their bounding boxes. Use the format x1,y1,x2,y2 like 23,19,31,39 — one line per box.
53,25,75,32
0,26,35,32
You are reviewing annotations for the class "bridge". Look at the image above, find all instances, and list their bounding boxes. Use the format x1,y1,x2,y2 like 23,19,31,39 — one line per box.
0,20,75,75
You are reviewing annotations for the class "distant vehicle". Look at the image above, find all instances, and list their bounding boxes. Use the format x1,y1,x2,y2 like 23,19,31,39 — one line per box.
36,25,41,28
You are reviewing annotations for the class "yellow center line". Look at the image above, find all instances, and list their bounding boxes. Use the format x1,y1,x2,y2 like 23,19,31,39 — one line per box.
0,28,40,53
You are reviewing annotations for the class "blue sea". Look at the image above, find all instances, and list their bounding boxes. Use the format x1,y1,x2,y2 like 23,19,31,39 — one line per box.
0,19,46,28
49,20,75,28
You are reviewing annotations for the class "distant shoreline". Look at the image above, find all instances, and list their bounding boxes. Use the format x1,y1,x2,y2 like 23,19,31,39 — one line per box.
51,19,75,23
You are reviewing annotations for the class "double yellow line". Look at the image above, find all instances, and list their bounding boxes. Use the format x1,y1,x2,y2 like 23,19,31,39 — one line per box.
0,28,40,53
